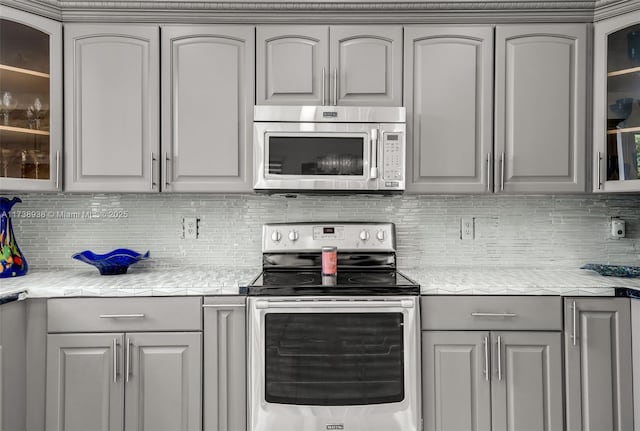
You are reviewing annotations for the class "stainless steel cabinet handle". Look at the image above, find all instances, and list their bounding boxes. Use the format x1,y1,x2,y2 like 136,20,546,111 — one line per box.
333,68,337,106
321,68,326,106
164,152,170,187
150,152,157,190
202,304,245,309
486,152,491,191
497,335,502,381
370,128,379,179
55,151,60,190
483,336,489,381
126,338,131,382
113,338,118,383
597,151,603,190
99,314,145,319
500,152,505,191
471,312,517,317
572,300,577,346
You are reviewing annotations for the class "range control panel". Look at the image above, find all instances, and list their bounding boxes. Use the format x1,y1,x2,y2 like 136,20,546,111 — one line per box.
263,222,396,253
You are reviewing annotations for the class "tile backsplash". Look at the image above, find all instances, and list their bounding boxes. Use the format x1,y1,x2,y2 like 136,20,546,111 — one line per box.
6,193,640,270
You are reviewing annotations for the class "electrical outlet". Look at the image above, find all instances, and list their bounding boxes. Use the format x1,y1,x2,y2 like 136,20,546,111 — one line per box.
461,217,474,240
182,217,199,239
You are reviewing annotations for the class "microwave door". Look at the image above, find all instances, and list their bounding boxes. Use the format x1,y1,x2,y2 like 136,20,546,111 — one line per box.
259,128,376,191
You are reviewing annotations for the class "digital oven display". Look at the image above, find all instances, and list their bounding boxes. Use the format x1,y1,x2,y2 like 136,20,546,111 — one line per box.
313,226,345,240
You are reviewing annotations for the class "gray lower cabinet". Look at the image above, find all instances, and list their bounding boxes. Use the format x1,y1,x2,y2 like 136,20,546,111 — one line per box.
161,25,255,192
404,26,494,193
46,332,202,431
203,297,246,431
0,300,27,431
422,331,491,431
64,24,160,192
564,297,633,431
46,297,203,431
256,25,402,106
494,24,587,193
46,333,125,431
422,330,562,431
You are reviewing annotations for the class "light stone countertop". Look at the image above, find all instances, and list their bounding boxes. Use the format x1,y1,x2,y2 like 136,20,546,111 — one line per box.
1,266,639,299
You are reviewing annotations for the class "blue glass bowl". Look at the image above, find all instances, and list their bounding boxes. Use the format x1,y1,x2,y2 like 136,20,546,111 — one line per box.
72,249,150,275
581,263,640,278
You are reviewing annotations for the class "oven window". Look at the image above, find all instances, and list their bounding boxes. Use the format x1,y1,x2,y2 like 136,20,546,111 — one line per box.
267,136,364,176
264,312,404,406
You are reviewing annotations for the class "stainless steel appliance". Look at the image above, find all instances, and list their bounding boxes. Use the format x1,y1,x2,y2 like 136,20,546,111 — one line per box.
253,106,406,192
244,222,421,431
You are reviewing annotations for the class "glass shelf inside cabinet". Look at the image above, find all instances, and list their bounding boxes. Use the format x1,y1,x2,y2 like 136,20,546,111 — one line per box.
0,18,51,181
606,24,640,182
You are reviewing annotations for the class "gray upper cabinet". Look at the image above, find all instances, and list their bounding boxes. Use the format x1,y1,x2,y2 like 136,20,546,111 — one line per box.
495,24,587,193
161,25,254,192
593,11,640,192
203,297,246,431
46,333,125,431
405,26,494,193
64,24,160,192
330,26,402,106
564,297,633,431
256,26,328,106
256,25,402,106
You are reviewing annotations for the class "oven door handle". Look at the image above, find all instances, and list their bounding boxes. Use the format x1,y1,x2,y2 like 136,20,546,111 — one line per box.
254,299,414,309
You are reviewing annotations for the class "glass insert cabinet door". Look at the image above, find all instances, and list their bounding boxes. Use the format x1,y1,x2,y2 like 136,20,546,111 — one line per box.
0,6,61,191
595,13,640,192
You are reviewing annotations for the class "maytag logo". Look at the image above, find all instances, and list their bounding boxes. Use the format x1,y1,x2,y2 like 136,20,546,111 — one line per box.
323,111,338,118
326,425,344,430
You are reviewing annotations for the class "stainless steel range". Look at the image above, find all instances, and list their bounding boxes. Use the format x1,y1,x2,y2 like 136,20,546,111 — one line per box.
244,222,421,431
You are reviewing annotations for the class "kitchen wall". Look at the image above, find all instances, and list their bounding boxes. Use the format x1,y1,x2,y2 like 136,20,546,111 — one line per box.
7,193,640,270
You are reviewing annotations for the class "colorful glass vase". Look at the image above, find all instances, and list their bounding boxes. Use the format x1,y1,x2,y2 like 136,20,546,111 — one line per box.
0,197,28,278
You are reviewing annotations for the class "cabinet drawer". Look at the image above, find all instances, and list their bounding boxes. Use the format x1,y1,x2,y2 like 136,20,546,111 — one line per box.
420,296,562,330
48,297,202,333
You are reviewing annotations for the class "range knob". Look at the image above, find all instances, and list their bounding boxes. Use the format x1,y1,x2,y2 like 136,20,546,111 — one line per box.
376,230,385,241
359,230,370,241
271,230,282,242
288,230,299,241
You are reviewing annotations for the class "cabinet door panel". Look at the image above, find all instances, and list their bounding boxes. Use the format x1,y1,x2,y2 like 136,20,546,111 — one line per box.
422,331,491,431
162,26,254,192
64,24,159,192
203,297,246,431
405,26,493,193
124,332,202,431
564,298,633,431
491,332,563,431
46,333,124,431
330,26,402,106
495,24,586,193
256,26,328,105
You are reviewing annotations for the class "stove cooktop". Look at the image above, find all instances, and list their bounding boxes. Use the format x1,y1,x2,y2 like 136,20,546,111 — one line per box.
241,270,420,296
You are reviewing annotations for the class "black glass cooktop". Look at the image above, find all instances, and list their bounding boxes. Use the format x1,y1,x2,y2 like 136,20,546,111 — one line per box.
241,270,420,296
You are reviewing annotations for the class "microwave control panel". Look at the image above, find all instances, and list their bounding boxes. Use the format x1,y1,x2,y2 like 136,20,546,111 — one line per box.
382,132,404,181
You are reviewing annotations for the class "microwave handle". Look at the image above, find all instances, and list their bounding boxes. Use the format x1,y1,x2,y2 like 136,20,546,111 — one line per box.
370,128,379,179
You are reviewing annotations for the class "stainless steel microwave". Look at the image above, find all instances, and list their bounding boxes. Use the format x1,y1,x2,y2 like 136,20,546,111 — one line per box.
253,106,406,192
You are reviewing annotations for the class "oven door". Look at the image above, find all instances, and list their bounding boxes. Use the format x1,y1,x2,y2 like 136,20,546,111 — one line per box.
254,122,382,191
247,296,421,431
